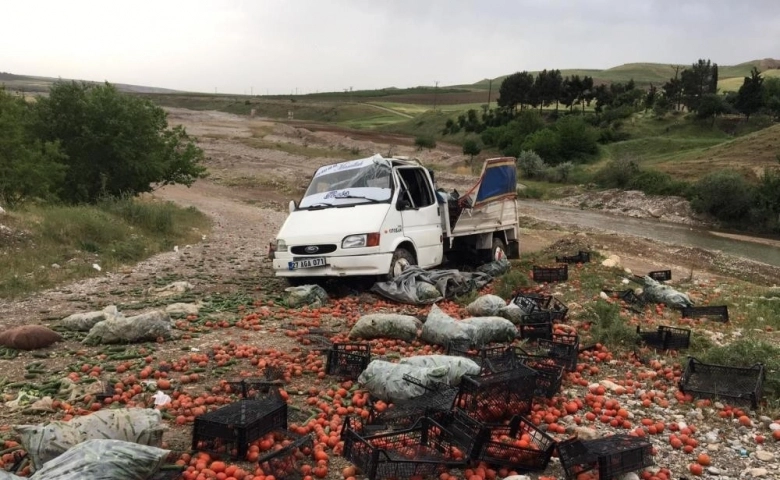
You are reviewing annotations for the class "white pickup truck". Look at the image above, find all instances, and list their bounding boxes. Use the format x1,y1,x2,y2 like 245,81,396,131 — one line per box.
269,154,520,281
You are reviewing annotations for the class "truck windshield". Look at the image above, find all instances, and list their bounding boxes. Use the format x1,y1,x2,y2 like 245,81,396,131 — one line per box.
299,157,393,209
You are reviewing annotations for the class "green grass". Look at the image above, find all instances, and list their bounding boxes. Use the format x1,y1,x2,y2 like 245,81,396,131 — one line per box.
0,197,210,298
697,338,780,405
584,300,640,349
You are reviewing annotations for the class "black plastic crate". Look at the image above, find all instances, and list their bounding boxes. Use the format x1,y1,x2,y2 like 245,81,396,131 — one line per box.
513,350,565,398
545,296,569,322
226,378,279,399
681,305,729,322
512,294,544,315
603,289,646,312
446,342,511,371
325,342,371,379
636,325,691,350
149,468,185,480
556,251,591,264
679,356,765,409
95,381,113,401
559,435,654,480
475,415,556,471
532,265,568,283
441,409,489,460
341,416,467,480
536,333,580,371
517,321,554,341
455,366,537,423
648,270,672,282
192,393,288,459
256,431,314,480
366,384,458,432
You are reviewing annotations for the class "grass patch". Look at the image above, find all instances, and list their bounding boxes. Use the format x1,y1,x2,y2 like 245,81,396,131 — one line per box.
0,197,210,298
583,300,639,349
493,269,534,299
215,174,303,197
239,136,364,159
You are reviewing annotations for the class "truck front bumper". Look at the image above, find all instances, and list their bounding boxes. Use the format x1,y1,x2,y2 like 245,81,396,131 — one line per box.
272,253,393,277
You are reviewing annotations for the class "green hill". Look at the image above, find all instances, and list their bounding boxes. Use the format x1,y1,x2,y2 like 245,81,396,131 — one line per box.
463,58,780,91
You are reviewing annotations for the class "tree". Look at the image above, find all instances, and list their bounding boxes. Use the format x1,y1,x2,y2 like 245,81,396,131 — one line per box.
497,71,534,111
548,69,564,112
555,115,599,160
516,150,546,179
592,84,612,113
644,84,657,112
680,59,719,112
692,170,756,222
414,135,436,150
0,88,67,206
462,139,481,164
561,76,580,112
579,76,594,113
533,70,550,112
33,82,206,203
663,66,684,111
735,67,765,120
696,93,727,126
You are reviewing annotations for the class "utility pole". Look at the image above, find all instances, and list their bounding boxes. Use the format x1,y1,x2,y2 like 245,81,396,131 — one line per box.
487,79,493,109
433,80,440,111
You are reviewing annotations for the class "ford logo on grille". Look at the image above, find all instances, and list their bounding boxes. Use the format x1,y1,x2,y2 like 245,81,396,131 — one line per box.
304,246,319,254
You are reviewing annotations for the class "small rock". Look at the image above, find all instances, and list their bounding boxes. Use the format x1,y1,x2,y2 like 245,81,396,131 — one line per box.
618,474,640,480
624,267,633,274
755,450,774,461
745,467,768,477
503,476,530,480
707,466,722,475
770,423,780,432
707,444,720,451
51,263,61,269
714,401,725,409
759,415,772,425
621,278,630,284
599,291,610,300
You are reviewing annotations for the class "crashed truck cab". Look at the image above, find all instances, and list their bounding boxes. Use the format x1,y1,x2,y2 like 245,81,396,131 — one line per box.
270,154,520,279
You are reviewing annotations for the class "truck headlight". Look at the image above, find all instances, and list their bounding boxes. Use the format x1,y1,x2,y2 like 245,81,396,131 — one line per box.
342,233,380,249
275,239,288,252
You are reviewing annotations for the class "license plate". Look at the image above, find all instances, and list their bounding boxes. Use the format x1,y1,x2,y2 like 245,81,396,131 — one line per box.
288,257,326,270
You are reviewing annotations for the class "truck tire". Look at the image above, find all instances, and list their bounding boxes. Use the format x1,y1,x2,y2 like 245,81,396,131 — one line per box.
388,248,416,280
491,237,507,263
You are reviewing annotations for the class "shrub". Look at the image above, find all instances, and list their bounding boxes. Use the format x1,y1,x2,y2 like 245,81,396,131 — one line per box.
516,185,544,199
593,157,641,189
521,128,560,164
691,170,757,222
516,150,547,179
414,135,437,150
626,170,691,197
555,115,599,161
540,162,574,183
462,139,481,163
586,301,638,348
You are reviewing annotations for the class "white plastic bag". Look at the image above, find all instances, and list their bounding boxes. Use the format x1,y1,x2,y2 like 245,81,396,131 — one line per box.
420,304,475,347
16,408,166,469
466,295,506,316
358,360,449,402
349,314,421,342
399,355,480,385
29,439,169,480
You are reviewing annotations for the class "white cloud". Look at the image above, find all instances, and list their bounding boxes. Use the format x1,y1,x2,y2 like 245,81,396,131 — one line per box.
1,0,778,93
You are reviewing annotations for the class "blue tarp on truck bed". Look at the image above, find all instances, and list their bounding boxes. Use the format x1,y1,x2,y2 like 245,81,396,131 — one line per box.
474,157,517,207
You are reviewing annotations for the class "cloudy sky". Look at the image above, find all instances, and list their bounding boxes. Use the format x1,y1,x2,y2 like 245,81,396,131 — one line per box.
2,0,778,94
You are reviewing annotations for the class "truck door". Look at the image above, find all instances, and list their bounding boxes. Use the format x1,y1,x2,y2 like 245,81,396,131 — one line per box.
395,166,443,268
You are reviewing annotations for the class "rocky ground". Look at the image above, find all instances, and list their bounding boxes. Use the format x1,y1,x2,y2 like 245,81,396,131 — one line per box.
0,109,779,480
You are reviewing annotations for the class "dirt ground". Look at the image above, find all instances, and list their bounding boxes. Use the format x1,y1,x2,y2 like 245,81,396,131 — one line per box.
1,108,779,479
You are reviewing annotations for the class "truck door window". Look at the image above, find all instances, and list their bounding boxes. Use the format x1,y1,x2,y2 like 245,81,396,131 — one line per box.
398,168,434,208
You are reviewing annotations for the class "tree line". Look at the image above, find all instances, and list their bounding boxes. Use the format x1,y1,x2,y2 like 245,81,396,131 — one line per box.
0,82,207,207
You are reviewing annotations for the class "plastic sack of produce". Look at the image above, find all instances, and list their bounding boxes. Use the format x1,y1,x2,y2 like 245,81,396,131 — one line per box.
29,439,169,480
460,316,517,346
83,310,173,345
399,355,480,385
641,276,694,309
465,294,507,316
420,304,476,347
15,408,165,470
348,314,421,342
357,360,449,402
284,285,328,308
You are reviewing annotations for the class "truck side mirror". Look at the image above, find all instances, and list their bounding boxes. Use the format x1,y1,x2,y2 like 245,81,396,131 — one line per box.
289,200,296,213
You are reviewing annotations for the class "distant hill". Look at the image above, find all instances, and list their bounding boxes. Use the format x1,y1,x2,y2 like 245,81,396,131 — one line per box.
0,72,181,94
461,58,780,92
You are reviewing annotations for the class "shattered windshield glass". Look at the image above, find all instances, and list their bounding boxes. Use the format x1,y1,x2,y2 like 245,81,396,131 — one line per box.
299,156,393,209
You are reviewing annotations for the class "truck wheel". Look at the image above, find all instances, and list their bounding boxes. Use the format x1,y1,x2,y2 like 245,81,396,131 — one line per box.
491,237,507,263
388,248,415,280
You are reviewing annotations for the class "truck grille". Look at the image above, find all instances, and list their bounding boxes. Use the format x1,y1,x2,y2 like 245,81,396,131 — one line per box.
291,244,337,255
